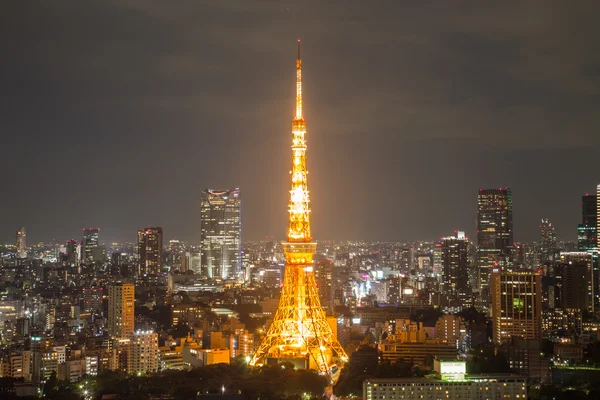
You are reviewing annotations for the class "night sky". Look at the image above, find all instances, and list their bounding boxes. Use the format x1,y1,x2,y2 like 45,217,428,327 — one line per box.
1,1,599,244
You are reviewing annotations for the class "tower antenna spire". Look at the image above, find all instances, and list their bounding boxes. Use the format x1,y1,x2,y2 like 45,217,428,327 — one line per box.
295,39,303,120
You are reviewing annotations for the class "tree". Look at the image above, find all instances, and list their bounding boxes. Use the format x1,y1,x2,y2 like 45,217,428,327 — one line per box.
43,371,58,396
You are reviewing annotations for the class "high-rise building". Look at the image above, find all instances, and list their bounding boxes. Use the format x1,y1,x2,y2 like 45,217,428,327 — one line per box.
577,193,598,309
578,194,597,252
554,260,590,313
491,269,542,344
477,188,513,293
200,188,241,280
540,218,557,263
440,231,470,307
597,184,600,251
127,331,159,375
82,228,100,264
432,242,442,276
250,42,348,378
16,227,26,258
559,252,594,313
64,239,79,266
108,283,135,338
137,227,163,275
315,259,335,314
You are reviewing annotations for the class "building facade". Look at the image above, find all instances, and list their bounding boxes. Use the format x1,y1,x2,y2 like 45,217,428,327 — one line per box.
559,252,594,313
108,283,135,338
200,188,241,280
16,227,26,258
315,259,335,314
81,228,100,264
441,232,470,307
364,360,527,400
578,193,599,310
540,218,557,263
127,331,159,375
491,269,542,344
477,188,513,294
137,227,163,275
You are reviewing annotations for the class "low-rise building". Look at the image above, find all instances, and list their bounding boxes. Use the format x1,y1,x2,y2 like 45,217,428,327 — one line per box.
379,342,458,367
363,360,527,400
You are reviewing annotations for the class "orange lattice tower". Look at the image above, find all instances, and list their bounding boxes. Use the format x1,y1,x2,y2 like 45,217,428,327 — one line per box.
250,41,348,378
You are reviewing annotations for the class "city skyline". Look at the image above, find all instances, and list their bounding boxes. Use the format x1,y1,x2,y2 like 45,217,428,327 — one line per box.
2,2,600,244
3,3,600,398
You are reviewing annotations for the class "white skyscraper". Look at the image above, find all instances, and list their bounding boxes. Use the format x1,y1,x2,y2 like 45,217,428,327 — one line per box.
200,188,242,280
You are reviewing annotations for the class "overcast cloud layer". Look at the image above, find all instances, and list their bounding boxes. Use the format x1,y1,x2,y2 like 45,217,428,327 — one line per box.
1,1,599,244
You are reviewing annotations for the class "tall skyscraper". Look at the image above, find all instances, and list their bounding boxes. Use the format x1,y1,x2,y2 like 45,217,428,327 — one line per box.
251,42,348,377
540,218,557,264
200,188,241,280
477,188,514,294
64,239,79,266
597,184,600,252
81,228,100,264
108,283,135,338
137,227,163,275
491,269,542,344
577,194,597,252
578,193,598,309
441,231,470,307
16,227,26,258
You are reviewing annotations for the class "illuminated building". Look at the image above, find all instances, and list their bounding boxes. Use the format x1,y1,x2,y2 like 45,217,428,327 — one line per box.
598,183,600,251
578,193,598,309
40,351,59,382
578,194,597,252
434,315,468,351
127,331,159,375
183,346,229,368
64,239,79,266
15,227,26,258
315,259,335,314
379,342,458,366
250,42,348,378
137,227,163,275
477,188,513,294
558,252,594,313
200,188,241,280
440,231,470,307
236,330,255,357
82,286,103,314
363,360,527,400
108,283,135,338
432,242,442,276
81,228,100,264
491,269,542,344
540,218,557,263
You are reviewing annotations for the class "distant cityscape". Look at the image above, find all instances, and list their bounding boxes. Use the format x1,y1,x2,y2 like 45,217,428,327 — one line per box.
1,182,599,398
1,36,599,400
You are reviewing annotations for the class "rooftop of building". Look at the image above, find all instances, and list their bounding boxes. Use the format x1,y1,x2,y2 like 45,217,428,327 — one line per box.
364,373,526,383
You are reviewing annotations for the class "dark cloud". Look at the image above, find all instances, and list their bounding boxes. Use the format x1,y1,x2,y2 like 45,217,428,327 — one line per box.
1,1,598,244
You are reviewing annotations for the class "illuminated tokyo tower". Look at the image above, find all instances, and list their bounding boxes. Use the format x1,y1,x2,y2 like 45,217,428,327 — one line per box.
250,41,348,379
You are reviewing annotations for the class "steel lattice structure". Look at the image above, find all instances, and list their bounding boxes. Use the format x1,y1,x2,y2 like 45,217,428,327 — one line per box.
250,41,348,378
